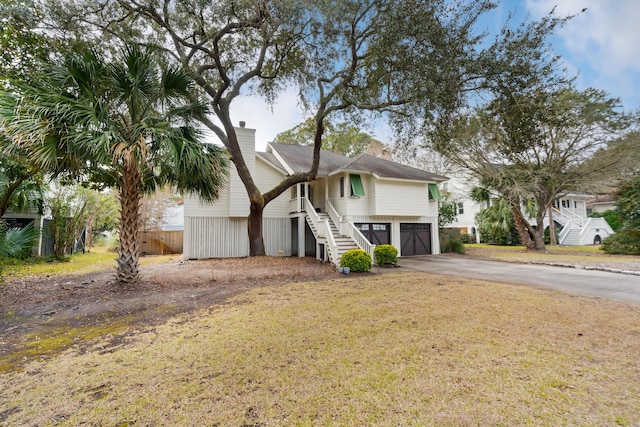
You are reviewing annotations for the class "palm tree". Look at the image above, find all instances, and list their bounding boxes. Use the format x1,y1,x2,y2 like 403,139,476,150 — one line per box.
0,46,228,285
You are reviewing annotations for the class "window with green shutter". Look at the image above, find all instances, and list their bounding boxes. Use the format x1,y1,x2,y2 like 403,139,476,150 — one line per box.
428,183,441,200
350,174,365,197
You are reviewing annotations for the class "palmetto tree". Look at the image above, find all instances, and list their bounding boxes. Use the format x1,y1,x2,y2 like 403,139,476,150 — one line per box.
0,46,228,285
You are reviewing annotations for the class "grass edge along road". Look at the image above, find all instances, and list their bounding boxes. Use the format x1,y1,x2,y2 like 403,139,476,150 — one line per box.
2,271,639,426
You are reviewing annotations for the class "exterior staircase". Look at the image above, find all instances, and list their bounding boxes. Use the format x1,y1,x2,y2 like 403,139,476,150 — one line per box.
306,213,358,265
550,208,614,245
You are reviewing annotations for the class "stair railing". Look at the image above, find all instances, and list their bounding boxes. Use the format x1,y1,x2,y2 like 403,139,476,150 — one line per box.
323,221,339,266
552,207,585,227
304,198,324,237
558,218,575,244
325,199,343,235
347,222,375,261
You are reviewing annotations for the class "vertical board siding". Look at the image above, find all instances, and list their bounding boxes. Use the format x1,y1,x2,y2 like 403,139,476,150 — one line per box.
184,216,291,259
184,217,248,259
263,218,292,256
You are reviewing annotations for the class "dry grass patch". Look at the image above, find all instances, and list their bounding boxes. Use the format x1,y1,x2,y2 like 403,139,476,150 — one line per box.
465,244,637,265
1,272,640,426
3,246,179,279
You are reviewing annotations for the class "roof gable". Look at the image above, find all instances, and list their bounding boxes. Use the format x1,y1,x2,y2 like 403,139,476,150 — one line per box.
267,142,446,182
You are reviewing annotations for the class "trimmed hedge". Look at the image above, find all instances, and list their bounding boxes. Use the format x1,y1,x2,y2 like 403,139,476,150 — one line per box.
339,249,372,272
374,244,398,265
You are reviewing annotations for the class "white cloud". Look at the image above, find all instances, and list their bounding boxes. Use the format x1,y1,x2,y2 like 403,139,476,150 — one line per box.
525,0,640,109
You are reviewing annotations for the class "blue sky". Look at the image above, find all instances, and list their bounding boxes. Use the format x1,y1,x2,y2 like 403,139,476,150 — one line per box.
228,0,640,150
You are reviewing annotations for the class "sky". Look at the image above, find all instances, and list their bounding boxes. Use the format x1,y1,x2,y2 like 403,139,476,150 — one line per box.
223,0,640,151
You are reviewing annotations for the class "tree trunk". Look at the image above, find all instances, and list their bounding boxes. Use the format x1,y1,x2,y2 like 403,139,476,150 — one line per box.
531,226,546,250
116,159,142,285
248,195,266,256
532,213,547,251
548,205,557,246
0,175,27,217
512,210,535,249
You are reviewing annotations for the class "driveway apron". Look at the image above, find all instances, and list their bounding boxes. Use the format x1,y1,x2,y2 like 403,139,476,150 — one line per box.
399,255,640,304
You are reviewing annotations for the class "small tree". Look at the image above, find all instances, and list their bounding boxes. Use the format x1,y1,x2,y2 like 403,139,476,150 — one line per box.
46,184,88,259
602,174,640,255
616,175,640,229
438,192,458,228
476,198,519,245
0,46,228,285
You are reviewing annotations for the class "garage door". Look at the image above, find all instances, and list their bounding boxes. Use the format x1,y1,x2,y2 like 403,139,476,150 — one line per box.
400,223,432,256
355,223,391,245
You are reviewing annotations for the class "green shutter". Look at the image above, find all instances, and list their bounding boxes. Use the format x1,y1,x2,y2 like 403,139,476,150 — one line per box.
350,174,365,197
428,183,441,200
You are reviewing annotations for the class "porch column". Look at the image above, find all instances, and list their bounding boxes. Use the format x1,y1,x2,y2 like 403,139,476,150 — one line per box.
298,214,306,258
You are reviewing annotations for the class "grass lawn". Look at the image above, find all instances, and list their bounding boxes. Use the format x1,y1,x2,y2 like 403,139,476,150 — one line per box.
2,245,179,279
465,243,637,265
2,272,639,426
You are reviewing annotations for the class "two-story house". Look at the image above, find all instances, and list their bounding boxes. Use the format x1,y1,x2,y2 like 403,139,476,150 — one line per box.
183,124,447,264
443,170,614,245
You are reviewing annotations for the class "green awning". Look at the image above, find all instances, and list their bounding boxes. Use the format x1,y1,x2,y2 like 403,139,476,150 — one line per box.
350,174,365,197
428,183,441,200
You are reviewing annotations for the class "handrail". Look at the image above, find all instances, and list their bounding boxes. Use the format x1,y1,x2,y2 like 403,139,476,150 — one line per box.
558,218,575,243
578,217,594,241
347,222,375,261
552,207,585,228
304,198,321,236
323,221,339,266
325,199,342,234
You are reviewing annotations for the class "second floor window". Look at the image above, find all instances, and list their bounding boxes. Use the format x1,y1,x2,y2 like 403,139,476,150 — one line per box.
457,203,464,214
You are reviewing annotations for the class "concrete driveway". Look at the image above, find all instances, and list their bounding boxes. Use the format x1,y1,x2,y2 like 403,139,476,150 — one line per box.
399,255,640,304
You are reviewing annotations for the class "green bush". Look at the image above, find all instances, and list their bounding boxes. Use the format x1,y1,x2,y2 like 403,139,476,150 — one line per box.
374,244,398,265
601,228,640,255
441,237,465,254
339,249,372,272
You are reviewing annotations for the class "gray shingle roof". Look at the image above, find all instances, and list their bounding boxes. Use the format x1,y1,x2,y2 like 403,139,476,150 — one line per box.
266,142,447,182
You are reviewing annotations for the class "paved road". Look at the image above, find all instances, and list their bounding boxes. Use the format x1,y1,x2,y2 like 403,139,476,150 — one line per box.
399,255,640,304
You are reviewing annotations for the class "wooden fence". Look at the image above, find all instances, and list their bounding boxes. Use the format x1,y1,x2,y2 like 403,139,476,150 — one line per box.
140,230,183,255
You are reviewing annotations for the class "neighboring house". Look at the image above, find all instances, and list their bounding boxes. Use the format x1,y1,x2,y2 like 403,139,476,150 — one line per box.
1,207,47,256
586,194,616,215
183,124,447,264
439,169,485,242
442,171,614,245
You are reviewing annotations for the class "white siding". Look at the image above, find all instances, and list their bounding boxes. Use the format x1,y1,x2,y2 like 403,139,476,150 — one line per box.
263,218,292,255
184,217,248,259
183,187,230,217
373,180,429,216
229,127,256,217
257,157,289,218
184,216,291,259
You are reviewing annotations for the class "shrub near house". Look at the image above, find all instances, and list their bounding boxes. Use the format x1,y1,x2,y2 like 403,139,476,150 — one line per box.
340,249,372,272
374,244,398,265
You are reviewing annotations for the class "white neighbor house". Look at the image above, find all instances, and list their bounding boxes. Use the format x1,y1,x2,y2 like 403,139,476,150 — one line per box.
442,170,614,245
183,124,447,264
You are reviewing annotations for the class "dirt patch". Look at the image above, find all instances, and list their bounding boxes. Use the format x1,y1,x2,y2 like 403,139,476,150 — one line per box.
0,256,347,370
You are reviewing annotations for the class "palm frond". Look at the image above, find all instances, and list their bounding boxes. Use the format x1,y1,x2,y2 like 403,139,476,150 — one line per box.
0,221,37,259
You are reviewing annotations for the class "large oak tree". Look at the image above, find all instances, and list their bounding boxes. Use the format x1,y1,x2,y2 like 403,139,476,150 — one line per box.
45,0,571,255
